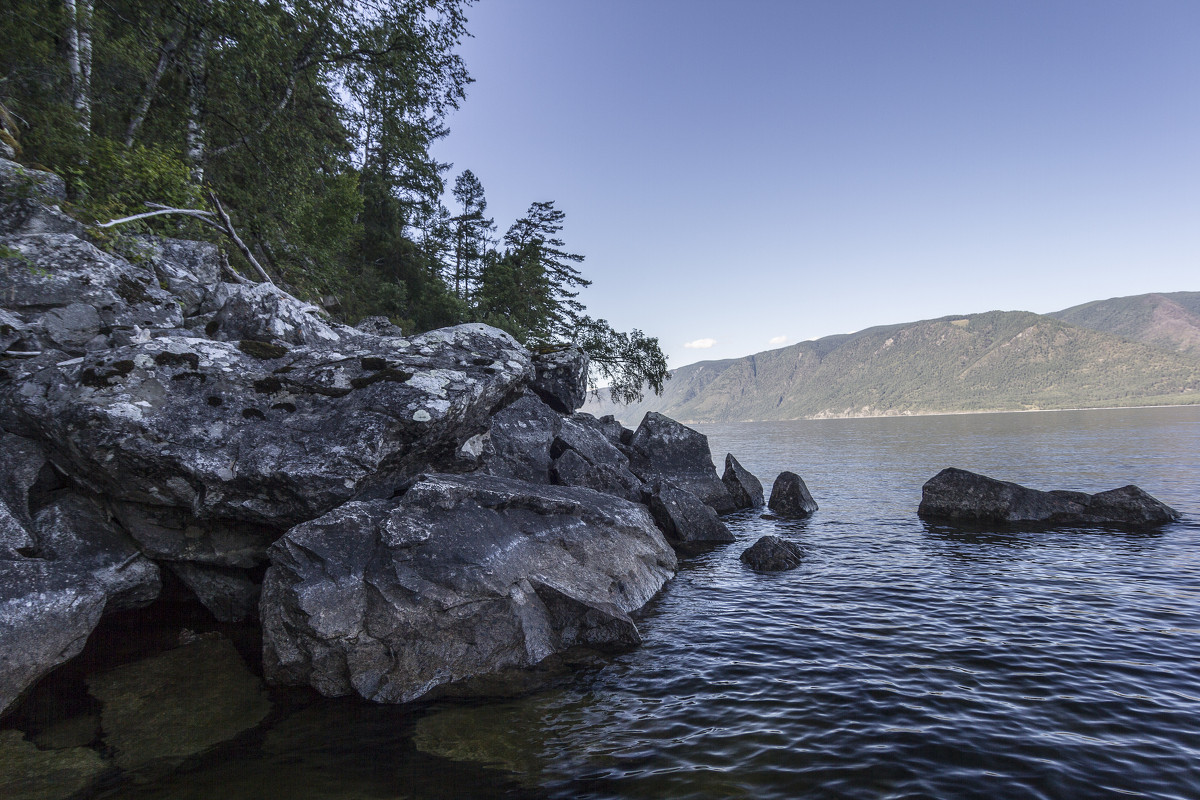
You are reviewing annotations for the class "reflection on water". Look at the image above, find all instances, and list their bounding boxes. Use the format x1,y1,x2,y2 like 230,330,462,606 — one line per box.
16,406,1200,799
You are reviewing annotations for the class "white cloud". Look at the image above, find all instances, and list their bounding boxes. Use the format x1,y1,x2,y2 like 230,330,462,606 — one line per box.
683,338,716,349
769,335,788,345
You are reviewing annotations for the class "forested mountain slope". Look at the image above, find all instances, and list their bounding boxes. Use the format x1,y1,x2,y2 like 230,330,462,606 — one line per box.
1048,292,1200,358
585,304,1200,424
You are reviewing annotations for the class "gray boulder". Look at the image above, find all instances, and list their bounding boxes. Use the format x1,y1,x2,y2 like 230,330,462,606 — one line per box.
0,158,66,202
353,315,403,337
0,197,86,237
626,412,736,513
722,453,764,509
530,346,588,413
768,471,819,517
918,468,1181,528
740,535,803,572
261,473,676,704
207,282,343,347
644,480,735,551
1,560,107,717
0,232,184,353
549,414,643,501
131,236,224,318
2,324,531,531
477,393,561,483
33,493,160,611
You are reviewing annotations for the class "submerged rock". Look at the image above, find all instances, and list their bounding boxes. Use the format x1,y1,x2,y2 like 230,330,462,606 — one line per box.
86,635,269,777
261,473,676,704
0,730,107,800
722,453,764,509
918,467,1181,528
740,535,803,572
626,412,736,513
768,472,819,518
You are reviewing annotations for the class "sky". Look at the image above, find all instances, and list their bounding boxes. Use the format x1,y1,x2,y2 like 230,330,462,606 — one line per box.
432,0,1200,369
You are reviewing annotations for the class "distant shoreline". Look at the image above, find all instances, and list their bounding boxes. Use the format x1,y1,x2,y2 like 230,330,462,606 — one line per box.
664,400,1200,426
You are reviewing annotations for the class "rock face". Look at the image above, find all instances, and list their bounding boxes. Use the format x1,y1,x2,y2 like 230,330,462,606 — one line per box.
3,326,531,529
740,535,803,572
768,471,819,517
644,481,735,551
918,468,1181,527
626,412,736,513
722,453,764,509
261,474,676,703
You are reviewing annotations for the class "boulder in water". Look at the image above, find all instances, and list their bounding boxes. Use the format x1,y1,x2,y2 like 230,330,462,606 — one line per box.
626,412,736,513
644,480,735,551
918,467,1181,528
768,472,818,517
722,453,764,509
740,535,803,572
261,473,676,704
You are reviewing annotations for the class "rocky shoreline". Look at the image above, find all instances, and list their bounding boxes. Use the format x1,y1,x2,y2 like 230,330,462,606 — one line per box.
0,157,1183,797
0,155,770,743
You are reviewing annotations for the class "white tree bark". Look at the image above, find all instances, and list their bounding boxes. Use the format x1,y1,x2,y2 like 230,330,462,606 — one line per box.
64,0,94,131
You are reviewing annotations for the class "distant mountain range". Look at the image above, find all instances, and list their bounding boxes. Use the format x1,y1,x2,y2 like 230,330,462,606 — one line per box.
584,292,1200,424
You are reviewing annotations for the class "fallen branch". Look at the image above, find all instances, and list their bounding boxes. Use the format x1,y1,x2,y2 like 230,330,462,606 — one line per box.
206,191,274,285
96,206,214,227
98,197,271,286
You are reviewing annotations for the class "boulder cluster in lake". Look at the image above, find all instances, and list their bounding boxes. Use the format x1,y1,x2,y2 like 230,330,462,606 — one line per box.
0,156,770,719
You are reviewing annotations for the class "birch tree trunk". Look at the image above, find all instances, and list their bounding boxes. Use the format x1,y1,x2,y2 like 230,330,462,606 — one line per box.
64,0,94,132
186,30,207,183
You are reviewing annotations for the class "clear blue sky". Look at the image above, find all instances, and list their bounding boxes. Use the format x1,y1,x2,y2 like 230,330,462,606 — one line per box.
432,0,1200,369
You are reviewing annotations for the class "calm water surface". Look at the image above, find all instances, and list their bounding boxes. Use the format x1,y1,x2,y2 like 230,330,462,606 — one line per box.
110,407,1200,799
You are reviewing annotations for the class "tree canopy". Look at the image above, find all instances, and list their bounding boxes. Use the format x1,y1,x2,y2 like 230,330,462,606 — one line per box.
0,0,668,402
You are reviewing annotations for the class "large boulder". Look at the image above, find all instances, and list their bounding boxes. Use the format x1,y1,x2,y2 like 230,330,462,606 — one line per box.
643,480,734,551
918,468,1181,528
722,453,764,509
261,473,676,704
0,158,66,203
0,232,184,354
529,346,588,413
740,535,803,572
2,324,532,532
768,471,819,518
626,412,736,513
476,393,562,483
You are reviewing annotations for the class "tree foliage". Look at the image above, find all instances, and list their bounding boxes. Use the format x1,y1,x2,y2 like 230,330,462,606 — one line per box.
0,0,667,403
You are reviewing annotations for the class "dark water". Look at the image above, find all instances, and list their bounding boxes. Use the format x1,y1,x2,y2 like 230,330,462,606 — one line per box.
98,407,1200,799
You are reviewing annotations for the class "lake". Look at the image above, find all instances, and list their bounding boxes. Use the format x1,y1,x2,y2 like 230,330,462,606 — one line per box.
99,406,1200,799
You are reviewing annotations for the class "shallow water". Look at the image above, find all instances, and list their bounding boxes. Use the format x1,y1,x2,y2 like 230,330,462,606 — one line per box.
80,406,1200,798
